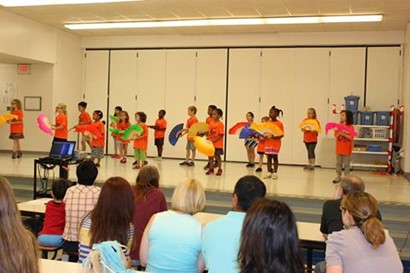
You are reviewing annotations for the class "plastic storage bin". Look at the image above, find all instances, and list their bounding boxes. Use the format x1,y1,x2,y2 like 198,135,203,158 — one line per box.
367,145,382,152
352,111,359,125
375,111,390,126
344,96,360,111
372,128,388,139
360,111,374,125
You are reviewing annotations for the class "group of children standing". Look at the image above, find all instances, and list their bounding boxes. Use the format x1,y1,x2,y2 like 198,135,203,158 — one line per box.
5,98,355,182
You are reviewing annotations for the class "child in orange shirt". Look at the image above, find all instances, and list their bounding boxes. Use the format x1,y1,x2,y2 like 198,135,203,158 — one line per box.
301,108,321,171
133,112,148,169
333,110,354,183
117,111,131,163
110,106,122,158
263,106,284,180
203,105,217,170
206,108,224,176
205,104,217,125
52,103,68,142
255,116,270,172
90,110,105,167
178,106,198,167
8,99,24,159
148,109,167,160
76,101,92,152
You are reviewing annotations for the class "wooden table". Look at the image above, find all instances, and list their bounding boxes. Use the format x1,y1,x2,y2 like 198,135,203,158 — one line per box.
195,212,325,272
40,259,144,273
18,198,50,217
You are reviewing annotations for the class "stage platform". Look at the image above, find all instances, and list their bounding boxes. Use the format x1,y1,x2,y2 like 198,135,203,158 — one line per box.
2,152,409,205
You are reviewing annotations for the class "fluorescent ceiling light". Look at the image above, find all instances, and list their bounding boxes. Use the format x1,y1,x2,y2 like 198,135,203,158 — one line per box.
65,15,383,30
0,0,140,7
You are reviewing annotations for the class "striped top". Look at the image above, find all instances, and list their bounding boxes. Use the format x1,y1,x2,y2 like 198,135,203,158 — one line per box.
78,214,135,263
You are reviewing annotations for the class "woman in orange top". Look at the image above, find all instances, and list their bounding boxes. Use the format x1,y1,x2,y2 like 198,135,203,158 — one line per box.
205,108,224,176
333,110,354,183
52,103,68,142
263,106,284,180
90,110,105,167
8,99,24,158
117,111,131,163
301,108,321,171
133,112,149,170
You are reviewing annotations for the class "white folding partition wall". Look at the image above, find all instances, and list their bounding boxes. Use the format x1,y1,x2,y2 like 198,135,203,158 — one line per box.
366,47,402,110
321,47,366,167
83,46,402,165
226,49,261,163
134,50,167,158
291,48,330,165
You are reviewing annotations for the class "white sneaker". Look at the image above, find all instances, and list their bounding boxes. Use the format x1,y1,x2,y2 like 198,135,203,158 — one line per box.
272,173,278,180
263,173,272,179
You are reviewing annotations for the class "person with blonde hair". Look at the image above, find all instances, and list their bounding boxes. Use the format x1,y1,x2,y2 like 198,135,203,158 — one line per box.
0,177,39,273
140,179,206,273
52,102,68,142
326,192,403,273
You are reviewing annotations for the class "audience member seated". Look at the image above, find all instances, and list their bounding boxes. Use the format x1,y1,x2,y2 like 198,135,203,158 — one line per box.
0,177,39,273
130,165,167,266
202,175,266,273
316,175,382,273
62,160,101,262
140,179,206,273
78,176,134,264
238,198,304,273
38,178,71,248
326,192,403,273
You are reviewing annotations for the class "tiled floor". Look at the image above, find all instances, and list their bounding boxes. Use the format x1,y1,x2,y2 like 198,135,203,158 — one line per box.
2,153,409,205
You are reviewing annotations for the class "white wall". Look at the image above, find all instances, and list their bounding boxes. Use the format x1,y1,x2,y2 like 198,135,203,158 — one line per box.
0,10,57,64
0,10,83,152
0,63,54,152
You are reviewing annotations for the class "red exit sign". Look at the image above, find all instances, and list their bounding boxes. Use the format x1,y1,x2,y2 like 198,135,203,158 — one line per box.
17,64,31,74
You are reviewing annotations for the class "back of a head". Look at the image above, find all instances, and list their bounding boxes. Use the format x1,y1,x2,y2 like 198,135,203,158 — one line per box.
172,179,206,215
76,160,98,185
239,198,304,273
233,175,266,212
135,165,160,202
52,179,71,200
340,175,365,195
0,177,39,273
342,192,385,248
91,177,134,246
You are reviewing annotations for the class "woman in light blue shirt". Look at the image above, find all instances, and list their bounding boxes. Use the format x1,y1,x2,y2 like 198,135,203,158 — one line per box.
140,179,206,273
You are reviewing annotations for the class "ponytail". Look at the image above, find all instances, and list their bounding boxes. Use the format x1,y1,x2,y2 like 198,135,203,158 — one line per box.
342,192,385,249
361,216,386,248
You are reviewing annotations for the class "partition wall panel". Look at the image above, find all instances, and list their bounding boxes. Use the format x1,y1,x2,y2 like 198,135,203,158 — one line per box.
135,50,167,158
193,49,228,160
366,47,402,110
163,50,197,158
226,49,261,162
83,50,109,117
291,48,330,165
259,48,296,165
321,47,366,167
108,50,138,154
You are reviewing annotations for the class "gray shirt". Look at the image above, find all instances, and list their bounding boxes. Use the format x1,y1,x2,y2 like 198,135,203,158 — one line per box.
326,227,403,273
